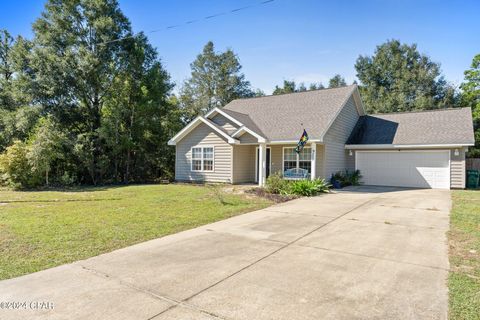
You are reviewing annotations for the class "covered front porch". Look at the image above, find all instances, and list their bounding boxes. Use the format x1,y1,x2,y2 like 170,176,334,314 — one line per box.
231,142,324,186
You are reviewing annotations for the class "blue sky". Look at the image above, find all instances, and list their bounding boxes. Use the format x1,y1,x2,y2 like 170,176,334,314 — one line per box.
1,0,478,94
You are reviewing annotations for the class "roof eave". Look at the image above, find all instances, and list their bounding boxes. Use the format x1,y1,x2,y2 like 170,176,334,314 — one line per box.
232,126,267,143
352,85,366,116
345,143,475,150
266,139,323,145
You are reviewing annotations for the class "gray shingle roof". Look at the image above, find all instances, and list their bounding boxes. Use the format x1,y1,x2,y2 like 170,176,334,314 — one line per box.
222,85,357,141
347,107,475,146
207,118,234,137
221,109,266,137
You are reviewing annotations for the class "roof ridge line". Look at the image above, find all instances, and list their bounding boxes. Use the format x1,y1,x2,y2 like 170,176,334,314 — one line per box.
228,84,356,102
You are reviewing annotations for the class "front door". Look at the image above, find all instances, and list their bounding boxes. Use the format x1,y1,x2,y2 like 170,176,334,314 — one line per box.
256,148,271,182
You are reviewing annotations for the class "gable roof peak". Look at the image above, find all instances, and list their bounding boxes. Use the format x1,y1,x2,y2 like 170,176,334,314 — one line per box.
221,84,359,141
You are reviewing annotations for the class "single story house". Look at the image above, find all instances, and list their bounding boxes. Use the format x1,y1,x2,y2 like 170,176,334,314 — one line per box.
168,85,475,189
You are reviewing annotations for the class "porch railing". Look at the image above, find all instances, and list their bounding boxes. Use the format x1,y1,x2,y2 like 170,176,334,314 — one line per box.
283,168,310,180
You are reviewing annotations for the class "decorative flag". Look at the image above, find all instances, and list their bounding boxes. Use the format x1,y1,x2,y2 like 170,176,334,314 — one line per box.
295,129,309,153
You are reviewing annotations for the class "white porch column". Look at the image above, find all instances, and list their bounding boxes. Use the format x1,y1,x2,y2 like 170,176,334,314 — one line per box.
310,142,316,180
258,143,267,186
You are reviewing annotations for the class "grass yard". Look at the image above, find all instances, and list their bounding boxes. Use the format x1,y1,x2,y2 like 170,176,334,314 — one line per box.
0,184,272,280
449,190,480,320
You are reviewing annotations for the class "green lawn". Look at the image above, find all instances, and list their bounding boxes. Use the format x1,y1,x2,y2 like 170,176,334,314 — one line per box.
449,190,480,320
0,184,272,280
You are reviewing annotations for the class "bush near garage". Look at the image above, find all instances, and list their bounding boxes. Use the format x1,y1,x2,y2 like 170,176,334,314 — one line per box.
330,170,362,188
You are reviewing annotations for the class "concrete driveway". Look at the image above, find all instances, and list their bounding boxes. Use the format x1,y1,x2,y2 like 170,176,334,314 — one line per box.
0,186,450,320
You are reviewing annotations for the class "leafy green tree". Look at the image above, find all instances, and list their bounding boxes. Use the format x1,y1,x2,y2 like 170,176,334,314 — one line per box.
273,80,295,95
309,83,324,90
0,140,40,188
0,3,181,187
0,106,40,151
273,80,300,95
273,80,325,95
253,89,266,97
460,54,480,157
27,0,133,184
0,29,15,111
355,40,457,113
297,83,307,92
180,41,253,121
0,29,39,151
328,74,347,88
28,117,70,186
101,34,177,182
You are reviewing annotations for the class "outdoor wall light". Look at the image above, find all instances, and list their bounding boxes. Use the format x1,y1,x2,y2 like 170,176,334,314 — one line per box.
454,149,459,156
349,150,353,156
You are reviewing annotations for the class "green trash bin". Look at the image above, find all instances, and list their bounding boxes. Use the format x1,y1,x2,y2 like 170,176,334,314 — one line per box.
467,170,479,189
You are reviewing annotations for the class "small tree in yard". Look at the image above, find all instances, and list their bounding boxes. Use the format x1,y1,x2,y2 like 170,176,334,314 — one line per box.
0,140,38,188
28,117,69,186
460,54,480,157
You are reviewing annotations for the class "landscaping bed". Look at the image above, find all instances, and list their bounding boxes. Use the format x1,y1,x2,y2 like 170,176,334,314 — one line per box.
251,170,363,202
246,187,299,203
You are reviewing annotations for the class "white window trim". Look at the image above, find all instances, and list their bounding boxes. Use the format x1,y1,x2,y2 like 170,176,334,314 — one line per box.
282,146,312,179
191,146,215,172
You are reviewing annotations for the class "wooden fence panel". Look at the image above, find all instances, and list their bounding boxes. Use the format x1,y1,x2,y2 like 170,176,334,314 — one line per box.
466,158,480,171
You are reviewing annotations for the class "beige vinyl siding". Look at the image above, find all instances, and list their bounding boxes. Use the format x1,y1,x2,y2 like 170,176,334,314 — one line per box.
175,122,232,183
450,148,466,189
270,144,325,179
270,145,284,175
346,150,355,171
232,145,256,183
316,144,325,179
323,96,360,178
210,113,239,135
238,132,258,143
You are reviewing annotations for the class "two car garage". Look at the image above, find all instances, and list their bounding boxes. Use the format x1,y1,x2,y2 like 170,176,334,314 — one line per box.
345,108,474,190
355,150,451,190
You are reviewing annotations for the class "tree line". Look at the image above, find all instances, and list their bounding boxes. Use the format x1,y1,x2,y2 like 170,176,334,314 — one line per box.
0,0,478,189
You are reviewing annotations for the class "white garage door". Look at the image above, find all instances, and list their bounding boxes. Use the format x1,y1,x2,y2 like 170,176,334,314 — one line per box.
356,150,450,189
